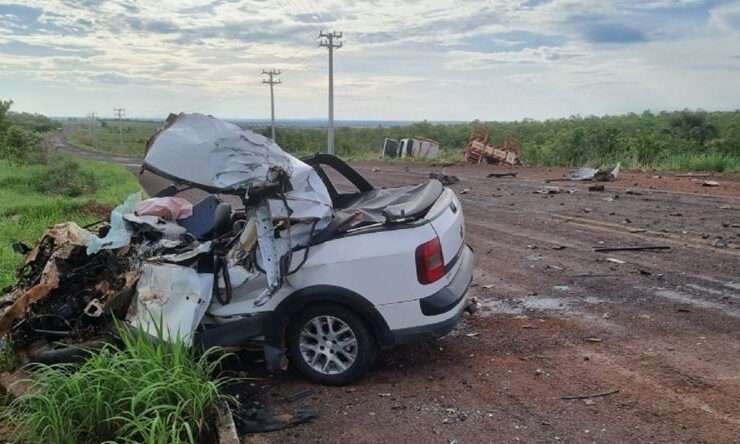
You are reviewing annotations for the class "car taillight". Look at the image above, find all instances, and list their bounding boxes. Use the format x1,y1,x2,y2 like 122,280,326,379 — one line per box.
415,237,445,284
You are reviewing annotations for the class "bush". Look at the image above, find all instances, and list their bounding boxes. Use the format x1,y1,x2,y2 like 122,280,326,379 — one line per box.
36,159,98,197
5,325,234,444
7,112,59,133
1,125,45,165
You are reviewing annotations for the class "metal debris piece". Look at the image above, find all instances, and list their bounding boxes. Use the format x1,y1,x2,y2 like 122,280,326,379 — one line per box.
534,186,562,195
594,245,670,253
429,172,459,186
486,172,517,178
561,389,619,400
702,180,720,187
551,163,621,183
588,184,605,192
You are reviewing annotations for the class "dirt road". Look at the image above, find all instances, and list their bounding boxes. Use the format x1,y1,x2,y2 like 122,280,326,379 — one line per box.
248,162,740,444
53,143,740,443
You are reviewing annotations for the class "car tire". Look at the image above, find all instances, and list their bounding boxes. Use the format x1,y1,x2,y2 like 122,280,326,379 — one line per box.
287,304,377,385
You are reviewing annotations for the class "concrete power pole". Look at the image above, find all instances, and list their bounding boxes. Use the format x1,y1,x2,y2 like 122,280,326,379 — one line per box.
261,69,281,141
319,30,342,155
113,107,125,150
88,112,97,148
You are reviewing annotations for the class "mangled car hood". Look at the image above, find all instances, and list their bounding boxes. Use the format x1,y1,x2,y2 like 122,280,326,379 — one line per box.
145,113,295,191
141,113,333,222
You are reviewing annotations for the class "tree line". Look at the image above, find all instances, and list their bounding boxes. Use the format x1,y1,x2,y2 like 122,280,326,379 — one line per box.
258,110,740,171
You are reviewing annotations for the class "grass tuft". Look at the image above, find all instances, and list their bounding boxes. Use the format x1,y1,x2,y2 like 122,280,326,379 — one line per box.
5,324,234,444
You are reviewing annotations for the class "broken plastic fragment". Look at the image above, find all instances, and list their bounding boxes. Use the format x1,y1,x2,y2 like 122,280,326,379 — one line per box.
87,192,141,255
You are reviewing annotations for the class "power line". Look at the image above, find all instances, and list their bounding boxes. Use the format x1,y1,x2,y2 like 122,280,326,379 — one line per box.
319,30,342,155
261,69,281,141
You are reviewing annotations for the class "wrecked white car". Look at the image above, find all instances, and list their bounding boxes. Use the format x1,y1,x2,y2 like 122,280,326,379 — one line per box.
2,113,474,385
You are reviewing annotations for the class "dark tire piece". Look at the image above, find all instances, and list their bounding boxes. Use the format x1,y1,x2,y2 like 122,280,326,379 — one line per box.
287,304,377,385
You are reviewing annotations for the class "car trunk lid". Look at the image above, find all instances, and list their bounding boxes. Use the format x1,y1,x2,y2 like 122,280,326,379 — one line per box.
426,188,465,270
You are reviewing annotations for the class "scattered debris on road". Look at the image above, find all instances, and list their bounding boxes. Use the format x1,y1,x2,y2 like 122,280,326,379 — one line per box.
561,389,620,400
593,245,671,253
486,172,518,178
549,163,621,183
534,186,564,195
429,172,460,185
702,180,720,187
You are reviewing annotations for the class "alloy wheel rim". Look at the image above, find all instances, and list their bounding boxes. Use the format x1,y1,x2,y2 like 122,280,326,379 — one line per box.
299,315,358,375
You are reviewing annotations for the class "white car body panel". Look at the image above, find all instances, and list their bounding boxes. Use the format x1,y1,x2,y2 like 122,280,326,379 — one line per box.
208,185,471,335
208,221,440,316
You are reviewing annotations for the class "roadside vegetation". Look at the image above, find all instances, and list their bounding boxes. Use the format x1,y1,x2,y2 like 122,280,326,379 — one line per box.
64,110,740,171
0,157,139,288
264,110,740,171
0,99,140,289
65,119,155,157
4,324,233,444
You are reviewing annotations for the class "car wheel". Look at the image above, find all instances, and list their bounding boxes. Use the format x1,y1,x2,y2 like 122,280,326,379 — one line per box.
288,304,377,385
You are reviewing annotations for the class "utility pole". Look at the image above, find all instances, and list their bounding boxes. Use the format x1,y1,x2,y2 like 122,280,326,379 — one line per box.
87,112,97,148
319,30,342,155
113,107,125,150
261,69,281,141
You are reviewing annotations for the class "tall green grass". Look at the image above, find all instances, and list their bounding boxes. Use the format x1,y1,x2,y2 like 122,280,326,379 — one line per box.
0,157,139,288
5,325,234,444
654,153,740,172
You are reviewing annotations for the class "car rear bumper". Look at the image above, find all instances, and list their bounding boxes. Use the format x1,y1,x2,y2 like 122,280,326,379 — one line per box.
390,245,473,345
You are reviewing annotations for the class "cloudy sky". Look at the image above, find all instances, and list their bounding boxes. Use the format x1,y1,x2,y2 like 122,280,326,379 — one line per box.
1,0,739,121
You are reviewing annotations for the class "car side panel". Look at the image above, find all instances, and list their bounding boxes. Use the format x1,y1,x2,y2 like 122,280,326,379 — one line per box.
208,222,442,316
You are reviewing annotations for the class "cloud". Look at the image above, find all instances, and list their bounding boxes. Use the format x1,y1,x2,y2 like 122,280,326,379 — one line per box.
291,12,345,24
0,2,91,36
710,3,740,31
445,46,584,71
90,72,158,85
581,23,648,43
0,3,42,21
2,0,740,120
0,40,100,57
454,30,567,53
126,18,180,34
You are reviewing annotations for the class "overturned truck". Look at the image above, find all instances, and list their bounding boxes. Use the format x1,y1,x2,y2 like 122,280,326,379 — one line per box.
1,113,473,384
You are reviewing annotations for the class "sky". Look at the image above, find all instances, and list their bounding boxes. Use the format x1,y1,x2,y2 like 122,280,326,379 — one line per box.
1,0,739,121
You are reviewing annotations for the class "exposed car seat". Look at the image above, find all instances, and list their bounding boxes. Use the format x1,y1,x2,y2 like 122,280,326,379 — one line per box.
178,196,233,240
